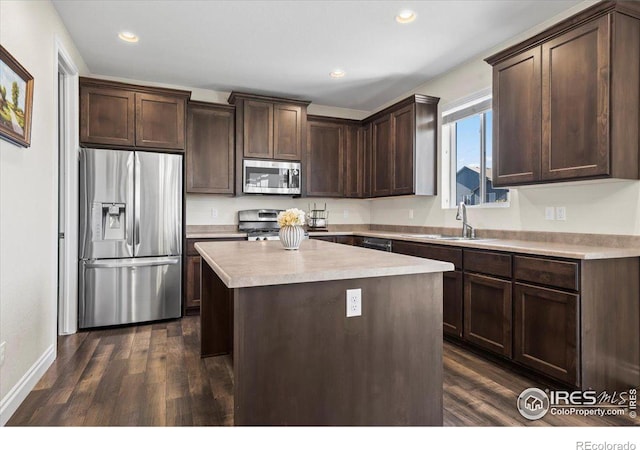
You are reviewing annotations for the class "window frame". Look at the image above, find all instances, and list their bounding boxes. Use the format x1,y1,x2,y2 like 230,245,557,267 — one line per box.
441,92,509,209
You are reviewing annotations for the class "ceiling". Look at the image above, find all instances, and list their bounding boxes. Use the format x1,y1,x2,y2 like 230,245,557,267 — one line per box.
52,0,583,111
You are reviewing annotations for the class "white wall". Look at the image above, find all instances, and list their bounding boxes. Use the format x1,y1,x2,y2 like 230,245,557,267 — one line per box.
188,195,371,225
369,0,640,236
0,0,88,424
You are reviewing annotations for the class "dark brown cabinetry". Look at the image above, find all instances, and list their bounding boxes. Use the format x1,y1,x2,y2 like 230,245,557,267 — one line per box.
514,283,579,385
135,93,186,150
512,255,580,385
492,48,541,185
372,115,392,197
487,2,640,186
464,272,513,357
306,118,344,197
242,100,274,159
229,92,309,196
389,235,638,389
186,101,235,194
80,85,135,147
369,95,439,197
184,237,244,314
392,240,463,338
229,91,309,161
306,116,365,198
80,78,189,151
361,124,372,198
345,124,365,198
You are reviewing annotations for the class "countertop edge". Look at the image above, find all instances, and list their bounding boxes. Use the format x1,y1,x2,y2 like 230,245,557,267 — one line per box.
195,241,454,289
188,230,640,260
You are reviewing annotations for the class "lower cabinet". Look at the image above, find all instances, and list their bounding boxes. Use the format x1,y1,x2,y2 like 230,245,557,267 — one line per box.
391,240,463,338
443,271,463,338
463,273,513,357
513,282,579,385
184,237,244,315
185,256,202,311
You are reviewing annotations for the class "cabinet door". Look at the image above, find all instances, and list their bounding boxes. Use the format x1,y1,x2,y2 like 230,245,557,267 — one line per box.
80,86,135,147
514,283,579,385
464,273,512,357
186,255,201,310
306,120,344,197
391,104,415,195
541,15,610,180
372,115,392,197
493,47,541,185
186,103,234,194
444,270,463,338
243,100,274,158
361,124,372,198
135,93,186,150
344,124,363,198
273,104,302,160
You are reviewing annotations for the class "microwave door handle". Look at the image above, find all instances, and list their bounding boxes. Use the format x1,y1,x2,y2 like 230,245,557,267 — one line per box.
288,169,293,188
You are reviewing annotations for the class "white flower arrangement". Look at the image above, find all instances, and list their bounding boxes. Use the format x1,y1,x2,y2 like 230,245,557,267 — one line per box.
277,208,306,227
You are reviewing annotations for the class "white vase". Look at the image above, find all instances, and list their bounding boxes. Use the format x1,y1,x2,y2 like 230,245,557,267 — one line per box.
279,225,304,250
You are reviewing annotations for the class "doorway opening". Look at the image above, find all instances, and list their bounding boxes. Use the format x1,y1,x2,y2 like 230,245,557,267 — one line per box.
56,40,79,335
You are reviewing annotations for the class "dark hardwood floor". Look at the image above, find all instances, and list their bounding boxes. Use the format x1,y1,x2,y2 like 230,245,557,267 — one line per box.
7,316,635,426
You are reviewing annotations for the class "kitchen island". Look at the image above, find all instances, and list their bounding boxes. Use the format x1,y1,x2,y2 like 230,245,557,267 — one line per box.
195,238,454,426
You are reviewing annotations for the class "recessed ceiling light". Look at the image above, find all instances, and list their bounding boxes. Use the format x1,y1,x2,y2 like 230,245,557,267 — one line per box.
118,31,139,43
330,70,345,79
395,10,416,24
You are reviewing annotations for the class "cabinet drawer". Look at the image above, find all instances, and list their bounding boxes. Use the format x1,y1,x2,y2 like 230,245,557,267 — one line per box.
392,241,462,269
186,238,244,256
464,249,511,278
514,256,578,291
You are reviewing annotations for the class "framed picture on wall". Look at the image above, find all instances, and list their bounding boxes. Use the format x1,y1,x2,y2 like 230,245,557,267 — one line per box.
0,45,34,148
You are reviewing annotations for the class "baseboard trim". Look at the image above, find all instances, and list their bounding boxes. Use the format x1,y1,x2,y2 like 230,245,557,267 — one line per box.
0,344,56,426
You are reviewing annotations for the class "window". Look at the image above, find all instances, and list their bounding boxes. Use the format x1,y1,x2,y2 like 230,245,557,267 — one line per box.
442,95,508,208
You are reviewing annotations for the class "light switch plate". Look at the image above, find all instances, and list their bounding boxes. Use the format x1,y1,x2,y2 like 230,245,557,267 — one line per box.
545,207,555,220
343,209,349,219
346,288,362,317
409,209,414,219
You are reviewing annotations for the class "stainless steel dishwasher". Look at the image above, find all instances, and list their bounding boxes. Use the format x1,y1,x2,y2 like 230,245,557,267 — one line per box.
362,237,392,252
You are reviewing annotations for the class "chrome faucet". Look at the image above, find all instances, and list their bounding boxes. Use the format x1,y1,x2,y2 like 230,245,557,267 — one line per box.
456,202,475,239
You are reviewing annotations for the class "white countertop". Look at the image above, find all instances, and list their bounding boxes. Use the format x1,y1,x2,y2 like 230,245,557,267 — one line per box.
195,239,454,288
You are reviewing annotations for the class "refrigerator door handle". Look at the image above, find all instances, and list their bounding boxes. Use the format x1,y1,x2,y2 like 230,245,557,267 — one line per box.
83,257,181,269
134,152,141,255
126,152,135,256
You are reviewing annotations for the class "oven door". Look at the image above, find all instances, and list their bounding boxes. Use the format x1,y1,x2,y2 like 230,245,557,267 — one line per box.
243,159,301,194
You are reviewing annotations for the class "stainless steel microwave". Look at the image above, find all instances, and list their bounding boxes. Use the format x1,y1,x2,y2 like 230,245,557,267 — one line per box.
243,159,301,195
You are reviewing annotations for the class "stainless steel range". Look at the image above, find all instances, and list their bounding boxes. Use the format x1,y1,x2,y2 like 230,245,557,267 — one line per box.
239,209,284,241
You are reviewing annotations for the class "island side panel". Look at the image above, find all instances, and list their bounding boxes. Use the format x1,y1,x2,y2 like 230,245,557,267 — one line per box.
233,273,443,426
200,261,233,357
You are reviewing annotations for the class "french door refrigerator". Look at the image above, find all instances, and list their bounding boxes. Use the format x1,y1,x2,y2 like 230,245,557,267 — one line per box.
79,148,182,328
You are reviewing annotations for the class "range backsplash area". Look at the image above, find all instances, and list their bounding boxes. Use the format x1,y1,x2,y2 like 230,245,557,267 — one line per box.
186,194,371,226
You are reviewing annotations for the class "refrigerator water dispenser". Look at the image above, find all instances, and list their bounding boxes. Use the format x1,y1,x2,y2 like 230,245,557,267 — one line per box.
91,202,126,241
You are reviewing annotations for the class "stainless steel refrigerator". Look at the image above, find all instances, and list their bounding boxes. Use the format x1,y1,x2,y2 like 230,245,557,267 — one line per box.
79,148,182,328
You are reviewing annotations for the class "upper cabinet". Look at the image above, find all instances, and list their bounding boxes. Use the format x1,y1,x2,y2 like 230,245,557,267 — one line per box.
306,117,364,198
228,92,309,161
80,78,189,151
186,101,235,194
368,95,440,197
486,1,640,187
306,118,345,197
